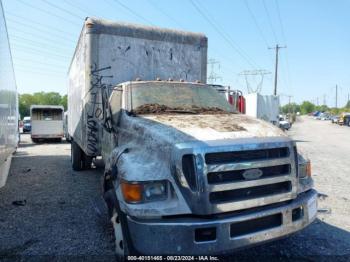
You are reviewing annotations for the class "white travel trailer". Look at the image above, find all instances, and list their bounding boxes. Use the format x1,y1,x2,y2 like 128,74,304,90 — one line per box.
30,105,64,142
0,1,18,187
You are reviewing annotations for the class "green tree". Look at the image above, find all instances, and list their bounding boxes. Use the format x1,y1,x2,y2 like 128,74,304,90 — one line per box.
300,101,315,115
61,94,67,111
19,92,66,119
281,103,300,114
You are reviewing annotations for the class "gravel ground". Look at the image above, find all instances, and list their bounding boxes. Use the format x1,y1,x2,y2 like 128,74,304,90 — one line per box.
1,117,350,261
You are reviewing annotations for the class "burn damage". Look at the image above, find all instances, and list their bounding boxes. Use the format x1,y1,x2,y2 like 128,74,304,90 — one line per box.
131,103,232,115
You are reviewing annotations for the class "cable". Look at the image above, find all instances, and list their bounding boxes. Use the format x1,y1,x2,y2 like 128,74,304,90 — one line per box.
10,43,71,59
13,56,67,67
189,0,259,69
16,0,80,26
262,0,278,43
275,0,292,90
39,0,83,20
7,18,75,42
8,26,74,47
147,0,183,29
244,0,270,47
9,34,72,52
5,11,75,36
109,0,154,25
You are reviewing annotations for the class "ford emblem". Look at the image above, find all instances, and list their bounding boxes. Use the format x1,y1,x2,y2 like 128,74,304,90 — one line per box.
242,169,263,180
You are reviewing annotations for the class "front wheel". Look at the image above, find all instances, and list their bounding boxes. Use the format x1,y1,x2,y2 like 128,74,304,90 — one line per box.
104,189,132,259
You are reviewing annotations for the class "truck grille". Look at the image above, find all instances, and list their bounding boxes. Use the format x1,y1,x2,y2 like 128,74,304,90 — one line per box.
205,147,289,165
209,181,292,204
177,140,298,214
207,164,291,184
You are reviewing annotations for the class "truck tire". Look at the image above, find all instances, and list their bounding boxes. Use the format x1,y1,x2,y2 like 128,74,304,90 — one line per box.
71,140,83,171
104,189,134,258
83,154,93,170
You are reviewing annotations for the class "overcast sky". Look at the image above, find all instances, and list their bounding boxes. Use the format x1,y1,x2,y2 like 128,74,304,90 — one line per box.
3,0,350,106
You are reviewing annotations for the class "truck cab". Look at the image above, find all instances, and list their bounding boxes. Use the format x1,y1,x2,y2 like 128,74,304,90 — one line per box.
101,80,317,255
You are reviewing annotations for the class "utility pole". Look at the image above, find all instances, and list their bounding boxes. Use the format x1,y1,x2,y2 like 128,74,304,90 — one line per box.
316,97,319,106
323,94,326,106
335,84,338,108
269,44,286,96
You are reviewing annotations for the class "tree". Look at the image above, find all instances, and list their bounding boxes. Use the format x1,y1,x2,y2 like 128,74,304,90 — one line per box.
281,103,300,114
19,92,66,118
300,101,315,114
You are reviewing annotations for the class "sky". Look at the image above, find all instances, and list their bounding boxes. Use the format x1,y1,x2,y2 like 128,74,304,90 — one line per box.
2,0,350,106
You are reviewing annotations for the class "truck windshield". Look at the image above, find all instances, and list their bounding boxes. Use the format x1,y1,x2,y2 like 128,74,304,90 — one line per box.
130,82,234,114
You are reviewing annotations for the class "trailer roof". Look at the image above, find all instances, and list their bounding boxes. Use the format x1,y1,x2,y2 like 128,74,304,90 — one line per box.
85,17,207,46
30,105,64,110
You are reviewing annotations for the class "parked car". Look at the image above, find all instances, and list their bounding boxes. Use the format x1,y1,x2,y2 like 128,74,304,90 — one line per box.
331,116,339,124
22,116,31,132
279,115,291,130
338,113,350,126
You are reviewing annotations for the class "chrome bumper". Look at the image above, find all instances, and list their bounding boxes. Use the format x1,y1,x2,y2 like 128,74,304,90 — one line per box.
127,189,317,255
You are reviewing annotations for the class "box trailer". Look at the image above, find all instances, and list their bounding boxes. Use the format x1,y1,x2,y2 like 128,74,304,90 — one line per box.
68,18,317,257
30,105,64,142
245,93,280,125
0,1,18,187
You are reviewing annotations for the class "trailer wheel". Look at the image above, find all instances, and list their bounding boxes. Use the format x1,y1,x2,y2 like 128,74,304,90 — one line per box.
104,189,133,259
71,140,83,171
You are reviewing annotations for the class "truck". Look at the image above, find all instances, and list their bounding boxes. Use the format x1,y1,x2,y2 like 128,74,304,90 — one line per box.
0,1,18,188
30,105,64,142
68,18,317,256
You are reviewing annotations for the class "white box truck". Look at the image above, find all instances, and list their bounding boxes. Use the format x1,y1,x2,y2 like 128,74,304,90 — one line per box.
68,18,317,257
0,1,18,187
30,105,64,142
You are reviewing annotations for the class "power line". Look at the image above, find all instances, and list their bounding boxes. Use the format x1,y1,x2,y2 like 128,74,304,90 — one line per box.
147,0,184,29
39,0,83,20
8,26,73,47
10,43,71,59
244,0,269,47
5,11,75,36
9,34,72,52
6,18,75,42
262,0,278,43
108,0,154,25
274,0,292,91
189,0,259,69
16,0,80,26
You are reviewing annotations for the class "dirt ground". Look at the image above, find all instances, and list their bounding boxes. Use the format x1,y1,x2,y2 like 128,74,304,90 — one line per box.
1,117,350,261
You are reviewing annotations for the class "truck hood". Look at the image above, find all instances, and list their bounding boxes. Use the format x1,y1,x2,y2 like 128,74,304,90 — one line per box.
138,113,286,142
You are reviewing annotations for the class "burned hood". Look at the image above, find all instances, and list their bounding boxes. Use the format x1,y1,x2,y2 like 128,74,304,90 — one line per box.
135,113,286,143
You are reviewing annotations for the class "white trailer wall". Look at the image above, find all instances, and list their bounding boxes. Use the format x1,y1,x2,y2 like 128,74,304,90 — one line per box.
245,93,280,124
0,1,18,187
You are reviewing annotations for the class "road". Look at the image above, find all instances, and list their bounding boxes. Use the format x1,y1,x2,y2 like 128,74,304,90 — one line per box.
1,117,350,260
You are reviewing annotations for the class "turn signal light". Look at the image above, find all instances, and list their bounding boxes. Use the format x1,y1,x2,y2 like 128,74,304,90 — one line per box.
306,162,312,177
121,182,143,203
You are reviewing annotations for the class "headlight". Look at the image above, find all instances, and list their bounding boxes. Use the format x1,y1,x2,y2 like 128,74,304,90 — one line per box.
299,161,311,178
298,153,311,178
121,180,168,204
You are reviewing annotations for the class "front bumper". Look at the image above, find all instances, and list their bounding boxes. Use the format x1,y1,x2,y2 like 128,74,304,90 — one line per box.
127,189,317,255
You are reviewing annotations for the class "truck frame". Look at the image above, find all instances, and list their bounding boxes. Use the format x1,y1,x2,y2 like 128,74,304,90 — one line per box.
68,18,317,256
